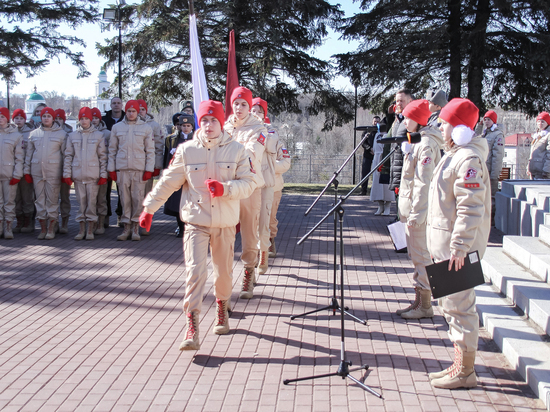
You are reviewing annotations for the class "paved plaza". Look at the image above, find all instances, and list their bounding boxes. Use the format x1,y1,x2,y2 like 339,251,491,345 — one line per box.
0,192,546,411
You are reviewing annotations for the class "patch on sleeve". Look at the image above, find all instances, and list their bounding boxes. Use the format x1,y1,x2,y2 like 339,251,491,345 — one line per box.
282,148,290,158
268,130,275,134
464,168,478,180
257,133,266,145
249,158,256,174
465,183,480,188
421,157,432,166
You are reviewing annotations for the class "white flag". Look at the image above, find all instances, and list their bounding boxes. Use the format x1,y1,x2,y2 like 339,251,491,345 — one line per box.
189,13,209,127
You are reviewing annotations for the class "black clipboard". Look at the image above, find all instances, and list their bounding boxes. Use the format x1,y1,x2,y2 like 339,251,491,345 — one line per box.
426,251,485,299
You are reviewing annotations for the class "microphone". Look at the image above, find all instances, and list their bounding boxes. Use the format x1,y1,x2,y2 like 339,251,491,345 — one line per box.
378,132,421,145
355,124,387,133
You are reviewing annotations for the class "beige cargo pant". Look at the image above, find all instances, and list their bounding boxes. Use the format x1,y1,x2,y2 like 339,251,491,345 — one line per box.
74,181,99,222
0,180,18,221
404,223,431,290
182,223,236,314
269,190,283,239
59,181,71,219
117,170,146,224
15,180,34,215
259,186,274,251
33,177,61,220
239,187,262,269
440,289,479,352
96,184,108,217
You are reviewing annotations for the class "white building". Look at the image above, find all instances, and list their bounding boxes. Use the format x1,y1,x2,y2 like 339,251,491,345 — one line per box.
503,133,532,179
89,71,112,115
25,87,46,118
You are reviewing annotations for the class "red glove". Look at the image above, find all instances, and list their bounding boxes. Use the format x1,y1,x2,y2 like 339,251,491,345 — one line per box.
153,168,160,177
205,179,224,198
377,165,383,172
139,211,153,231
143,171,153,181
109,171,117,182
24,174,33,184
98,177,108,185
62,178,73,186
395,187,399,195
9,178,20,186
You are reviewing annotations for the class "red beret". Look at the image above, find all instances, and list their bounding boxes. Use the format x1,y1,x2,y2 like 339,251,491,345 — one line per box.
91,108,102,119
230,87,253,108
536,111,550,125
0,107,10,120
125,100,139,111
439,98,479,130
198,100,225,127
12,108,26,120
54,109,66,121
252,97,268,121
78,107,93,120
137,99,147,113
484,110,497,124
41,107,56,118
402,99,431,127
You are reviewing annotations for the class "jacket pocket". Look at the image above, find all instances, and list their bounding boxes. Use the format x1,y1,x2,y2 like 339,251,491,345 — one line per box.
186,163,207,188
217,161,237,182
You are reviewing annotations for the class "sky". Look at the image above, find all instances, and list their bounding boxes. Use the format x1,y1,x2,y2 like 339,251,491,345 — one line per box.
4,0,363,100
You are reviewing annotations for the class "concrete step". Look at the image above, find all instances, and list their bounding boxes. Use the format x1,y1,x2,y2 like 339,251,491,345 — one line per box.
482,247,550,335
541,225,550,246
475,282,550,411
502,236,550,283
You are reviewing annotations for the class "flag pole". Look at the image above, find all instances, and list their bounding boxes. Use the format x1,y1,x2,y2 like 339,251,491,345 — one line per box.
188,0,194,15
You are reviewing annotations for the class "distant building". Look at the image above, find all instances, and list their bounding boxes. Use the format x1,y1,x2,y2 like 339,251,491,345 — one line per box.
504,133,532,179
87,70,112,115
25,87,46,118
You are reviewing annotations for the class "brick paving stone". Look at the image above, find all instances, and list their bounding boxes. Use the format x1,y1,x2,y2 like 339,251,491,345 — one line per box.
0,192,547,411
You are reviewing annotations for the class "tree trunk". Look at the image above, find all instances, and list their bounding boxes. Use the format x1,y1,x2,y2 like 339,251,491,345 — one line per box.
467,0,491,111
448,0,462,99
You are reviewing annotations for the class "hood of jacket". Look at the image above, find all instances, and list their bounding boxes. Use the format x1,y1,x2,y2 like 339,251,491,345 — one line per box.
19,123,35,133
0,124,20,135
225,112,264,131
76,124,98,134
420,125,444,148
122,116,147,126
447,134,489,160
95,120,108,131
40,121,63,133
195,128,233,149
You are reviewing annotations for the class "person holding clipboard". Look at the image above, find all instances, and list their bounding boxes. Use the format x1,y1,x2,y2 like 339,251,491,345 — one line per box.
426,98,491,389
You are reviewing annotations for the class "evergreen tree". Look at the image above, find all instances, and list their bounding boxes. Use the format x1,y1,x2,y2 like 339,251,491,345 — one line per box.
335,0,550,116
0,0,99,82
97,0,354,128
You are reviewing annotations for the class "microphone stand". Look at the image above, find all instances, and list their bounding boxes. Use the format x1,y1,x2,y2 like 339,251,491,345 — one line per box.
284,143,397,397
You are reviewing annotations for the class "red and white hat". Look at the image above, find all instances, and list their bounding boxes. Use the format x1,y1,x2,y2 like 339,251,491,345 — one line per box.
40,107,56,118
12,108,26,120
439,98,479,130
536,111,550,125
198,100,225,126
0,107,10,120
125,100,139,111
54,109,66,121
137,99,147,113
78,107,93,120
402,99,431,126
230,86,253,108
484,110,497,124
91,108,102,119
252,97,268,121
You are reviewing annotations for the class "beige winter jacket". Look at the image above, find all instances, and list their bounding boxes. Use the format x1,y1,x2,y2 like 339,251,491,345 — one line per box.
0,124,25,181
260,123,279,188
398,125,444,227
63,125,107,183
427,135,491,261
96,120,111,150
143,128,257,228
17,123,35,151
144,113,165,170
527,130,550,179
224,113,267,188
274,140,291,192
483,126,505,180
24,121,67,181
108,118,155,173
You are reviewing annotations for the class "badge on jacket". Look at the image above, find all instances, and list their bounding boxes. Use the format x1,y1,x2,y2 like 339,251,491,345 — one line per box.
282,148,290,158
257,133,266,145
249,158,256,174
464,168,478,180
421,157,432,166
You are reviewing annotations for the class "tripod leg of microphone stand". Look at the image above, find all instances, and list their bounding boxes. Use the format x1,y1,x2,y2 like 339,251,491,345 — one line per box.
290,304,333,320
283,370,340,385
346,374,383,398
337,307,367,325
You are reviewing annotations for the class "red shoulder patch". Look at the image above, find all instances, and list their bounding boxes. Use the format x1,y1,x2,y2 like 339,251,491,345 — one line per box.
465,183,480,188
282,147,290,158
464,168,478,180
421,157,432,166
257,133,266,145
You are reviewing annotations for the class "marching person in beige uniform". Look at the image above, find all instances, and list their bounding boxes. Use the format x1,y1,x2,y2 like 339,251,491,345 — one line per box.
250,97,278,276
527,111,550,180
268,139,291,258
24,107,67,240
63,107,108,240
12,109,36,233
140,100,257,350
55,109,72,234
481,110,505,223
224,87,267,298
426,98,490,389
138,99,164,185
91,107,111,234
396,99,443,319
0,107,25,239
108,100,155,241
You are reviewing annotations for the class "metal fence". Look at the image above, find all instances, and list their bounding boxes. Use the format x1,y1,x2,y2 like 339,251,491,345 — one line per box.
284,154,364,185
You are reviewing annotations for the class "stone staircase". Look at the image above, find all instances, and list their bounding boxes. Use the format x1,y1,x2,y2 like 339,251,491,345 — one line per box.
479,224,550,410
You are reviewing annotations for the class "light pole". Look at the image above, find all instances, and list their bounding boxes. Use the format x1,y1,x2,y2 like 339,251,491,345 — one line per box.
103,0,126,98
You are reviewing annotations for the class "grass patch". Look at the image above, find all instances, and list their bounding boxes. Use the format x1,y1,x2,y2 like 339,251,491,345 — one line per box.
282,183,368,195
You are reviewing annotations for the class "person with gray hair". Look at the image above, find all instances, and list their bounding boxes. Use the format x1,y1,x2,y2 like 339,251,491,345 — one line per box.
427,89,448,127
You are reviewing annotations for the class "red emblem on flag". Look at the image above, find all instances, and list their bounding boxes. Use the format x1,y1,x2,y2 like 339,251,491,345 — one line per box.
464,168,478,180
257,133,266,145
